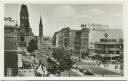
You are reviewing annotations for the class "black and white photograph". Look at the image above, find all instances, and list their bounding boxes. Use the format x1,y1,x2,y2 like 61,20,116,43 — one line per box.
4,3,124,77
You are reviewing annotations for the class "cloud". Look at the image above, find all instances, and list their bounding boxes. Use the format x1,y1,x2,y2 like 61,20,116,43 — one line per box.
54,5,75,17
75,14,89,18
113,13,122,17
87,7,104,15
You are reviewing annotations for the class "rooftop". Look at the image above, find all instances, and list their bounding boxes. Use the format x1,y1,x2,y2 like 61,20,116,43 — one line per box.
89,29,123,44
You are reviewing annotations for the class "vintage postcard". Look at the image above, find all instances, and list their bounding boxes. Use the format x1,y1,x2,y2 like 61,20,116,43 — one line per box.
1,0,127,80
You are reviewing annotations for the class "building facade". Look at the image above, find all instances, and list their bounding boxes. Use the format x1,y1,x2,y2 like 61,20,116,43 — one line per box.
4,4,36,76
53,27,70,48
18,4,34,47
4,17,19,76
89,29,123,63
52,25,89,57
80,25,89,57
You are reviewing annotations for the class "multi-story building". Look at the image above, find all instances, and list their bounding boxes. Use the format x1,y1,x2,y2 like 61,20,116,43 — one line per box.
4,4,36,76
80,25,89,57
52,25,89,57
4,17,19,76
74,30,82,56
69,30,77,49
53,27,70,48
88,29,123,63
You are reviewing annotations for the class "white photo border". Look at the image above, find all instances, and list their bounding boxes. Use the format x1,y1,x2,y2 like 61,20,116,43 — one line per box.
0,0,128,80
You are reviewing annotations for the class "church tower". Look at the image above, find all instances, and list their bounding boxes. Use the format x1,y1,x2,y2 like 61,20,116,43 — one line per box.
38,16,43,50
39,16,43,37
19,4,34,47
19,4,30,35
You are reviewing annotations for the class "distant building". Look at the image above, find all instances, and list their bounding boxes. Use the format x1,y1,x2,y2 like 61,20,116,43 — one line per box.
53,27,70,48
38,16,43,50
52,31,59,47
52,25,89,57
88,29,123,63
75,30,82,56
69,30,77,49
80,26,89,57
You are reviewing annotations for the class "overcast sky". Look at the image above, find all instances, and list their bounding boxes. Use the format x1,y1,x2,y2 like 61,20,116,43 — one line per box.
5,4,123,36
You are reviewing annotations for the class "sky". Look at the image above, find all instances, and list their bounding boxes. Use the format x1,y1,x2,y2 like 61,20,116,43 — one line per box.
4,4,123,36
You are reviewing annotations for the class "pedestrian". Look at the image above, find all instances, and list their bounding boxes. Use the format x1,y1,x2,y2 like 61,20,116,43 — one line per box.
115,65,116,70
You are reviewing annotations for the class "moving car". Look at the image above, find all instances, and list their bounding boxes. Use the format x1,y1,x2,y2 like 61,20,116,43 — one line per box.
83,68,93,75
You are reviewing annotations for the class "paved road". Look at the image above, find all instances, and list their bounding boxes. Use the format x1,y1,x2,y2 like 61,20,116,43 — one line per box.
90,67,121,76
75,61,122,76
61,70,82,77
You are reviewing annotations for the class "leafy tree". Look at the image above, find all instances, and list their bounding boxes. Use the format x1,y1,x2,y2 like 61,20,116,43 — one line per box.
47,58,59,75
47,47,75,75
27,39,38,53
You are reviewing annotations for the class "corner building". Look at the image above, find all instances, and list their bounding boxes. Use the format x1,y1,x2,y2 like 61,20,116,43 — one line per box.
52,25,89,57
4,18,19,76
4,4,35,76
89,29,123,63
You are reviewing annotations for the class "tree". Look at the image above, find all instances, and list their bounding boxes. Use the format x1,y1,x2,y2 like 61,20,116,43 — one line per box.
27,39,38,53
47,58,59,75
47,47,75,75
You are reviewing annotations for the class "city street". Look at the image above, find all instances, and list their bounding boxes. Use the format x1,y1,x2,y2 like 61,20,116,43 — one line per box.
74,60,122,76
90,67,122,76
4,4,124,77
61,70,82,77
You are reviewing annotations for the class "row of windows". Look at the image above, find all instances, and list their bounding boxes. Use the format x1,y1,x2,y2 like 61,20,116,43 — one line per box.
5,31,17,35
100,39,117,42
95,45,123,49
22,16,27,19
95,50,120,54
5,42,18,48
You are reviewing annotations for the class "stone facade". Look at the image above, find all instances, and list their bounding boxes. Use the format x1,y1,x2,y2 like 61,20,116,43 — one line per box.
4,18,19,76
52,25,89,57
88,29,123,62
18,4,34,47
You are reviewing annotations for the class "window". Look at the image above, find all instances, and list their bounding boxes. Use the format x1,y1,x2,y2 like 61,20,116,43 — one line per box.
11,42,13,46
22,16,24,19
114,39,116,42
116,51,120,54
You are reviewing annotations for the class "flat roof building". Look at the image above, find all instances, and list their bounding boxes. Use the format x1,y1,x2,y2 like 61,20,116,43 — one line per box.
88,29,123,63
